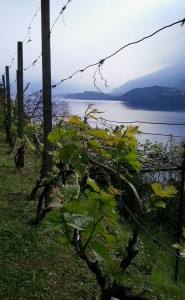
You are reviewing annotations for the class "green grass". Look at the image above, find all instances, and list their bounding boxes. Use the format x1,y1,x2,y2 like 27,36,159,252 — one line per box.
0,114,98,299
0,103,185,299
115,222,185,300
140,227,185,300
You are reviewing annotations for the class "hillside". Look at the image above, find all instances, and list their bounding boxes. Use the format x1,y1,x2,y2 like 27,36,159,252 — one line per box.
111,61,185,95
120,85,185,111
0,104,98,300
63,85,185,112
1,100,185,299
65,90,114,100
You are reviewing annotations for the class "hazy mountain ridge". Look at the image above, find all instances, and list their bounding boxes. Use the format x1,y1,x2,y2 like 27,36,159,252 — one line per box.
64,85,185,111
65,91,114,100
111,62,185,95
62,61,185,111
120,85,185,111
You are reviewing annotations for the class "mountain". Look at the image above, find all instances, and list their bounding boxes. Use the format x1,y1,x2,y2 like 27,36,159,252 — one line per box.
63,85,185,112
175,78,185,91
120,85,185,111
65,90,115,100
111,61,185,95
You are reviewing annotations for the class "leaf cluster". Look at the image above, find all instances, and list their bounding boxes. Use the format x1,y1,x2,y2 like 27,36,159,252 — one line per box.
42,105,179,293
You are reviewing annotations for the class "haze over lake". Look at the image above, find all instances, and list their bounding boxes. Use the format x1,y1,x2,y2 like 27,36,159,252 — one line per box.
65,99,185,144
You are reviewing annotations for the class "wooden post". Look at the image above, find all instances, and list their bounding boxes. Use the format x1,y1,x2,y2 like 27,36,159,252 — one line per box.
41,0,52,175
2,75,6,100
17,41,24,167
174,143,185,282
2,74,8,142
2,75,6,99
5,66,13,148
15,70,19,110
17,41,24,139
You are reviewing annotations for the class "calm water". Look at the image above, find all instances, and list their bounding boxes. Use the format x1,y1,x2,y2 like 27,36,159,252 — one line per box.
65,100,185,144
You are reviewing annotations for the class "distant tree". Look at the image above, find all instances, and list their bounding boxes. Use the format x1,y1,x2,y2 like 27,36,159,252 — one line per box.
24,92,70,124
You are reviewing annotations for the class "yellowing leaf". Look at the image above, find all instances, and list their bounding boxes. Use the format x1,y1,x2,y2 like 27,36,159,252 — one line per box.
182,227,185,238
89,108,102,114
88,128,110,140
68,115,85,127
88,140,99,148
151,182,177,198
151,183,162,195
86,177,100,192
162,185,178,197
87,115,99,121
108,186,123,195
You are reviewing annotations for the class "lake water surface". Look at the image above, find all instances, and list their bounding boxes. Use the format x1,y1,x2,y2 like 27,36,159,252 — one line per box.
65,100,185,144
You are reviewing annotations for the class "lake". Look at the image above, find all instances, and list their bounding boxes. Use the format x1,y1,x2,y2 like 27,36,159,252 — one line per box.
65,99,185,144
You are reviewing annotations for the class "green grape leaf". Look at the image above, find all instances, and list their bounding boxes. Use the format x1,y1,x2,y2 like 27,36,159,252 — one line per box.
154,200,166,208
63,212,92,231
48,127,65,143
90,240,110,262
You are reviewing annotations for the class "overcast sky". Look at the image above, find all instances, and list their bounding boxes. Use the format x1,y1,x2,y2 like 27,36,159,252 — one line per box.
0,0,185,95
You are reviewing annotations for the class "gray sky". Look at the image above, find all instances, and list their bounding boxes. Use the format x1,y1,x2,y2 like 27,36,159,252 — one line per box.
0,0,185,95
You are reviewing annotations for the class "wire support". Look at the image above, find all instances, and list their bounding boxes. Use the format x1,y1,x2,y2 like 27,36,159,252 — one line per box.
24,53,42,71
121,202,185,264
100,118,185,126
88,121,185,139
23,6,41,43
9,51,17,68
51,18,185,89
50,0,72,34
5,6,41,71
158,210,185,228
10,78,17,88
24,0,72,72
22,17,185,96
140,132,185,139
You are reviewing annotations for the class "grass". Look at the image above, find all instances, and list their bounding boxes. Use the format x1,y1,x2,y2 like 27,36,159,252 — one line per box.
115,221,185,300
0,111,98,300
140,227,185,300
0,103,185,299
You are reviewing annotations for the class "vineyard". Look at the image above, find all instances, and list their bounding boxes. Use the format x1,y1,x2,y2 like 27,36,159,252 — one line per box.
0,1,185,299
0,94,185,299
